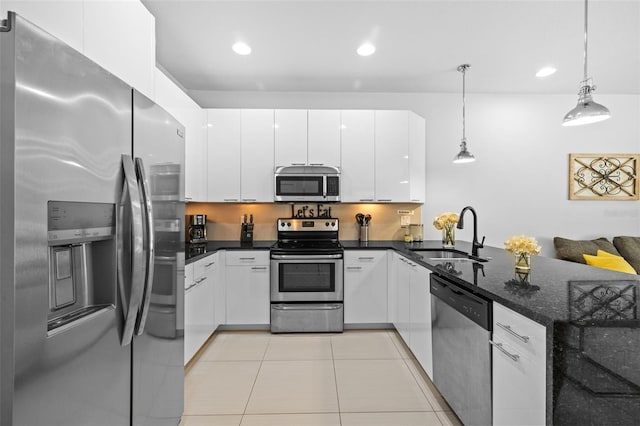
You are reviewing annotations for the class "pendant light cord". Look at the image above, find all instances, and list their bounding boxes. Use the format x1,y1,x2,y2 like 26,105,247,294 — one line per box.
457,64,469,140
583,0,589,81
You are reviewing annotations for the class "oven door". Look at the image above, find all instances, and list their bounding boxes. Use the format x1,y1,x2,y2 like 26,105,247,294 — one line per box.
270,253,343,302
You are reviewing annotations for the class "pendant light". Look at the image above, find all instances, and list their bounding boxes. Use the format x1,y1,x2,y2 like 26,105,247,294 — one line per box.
562,0,610,126
453,64,476,164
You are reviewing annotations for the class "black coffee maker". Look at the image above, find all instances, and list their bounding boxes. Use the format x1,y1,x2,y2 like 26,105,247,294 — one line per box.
188,214,207,243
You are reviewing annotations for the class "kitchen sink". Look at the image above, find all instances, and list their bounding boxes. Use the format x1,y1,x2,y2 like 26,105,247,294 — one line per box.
409,248,489,262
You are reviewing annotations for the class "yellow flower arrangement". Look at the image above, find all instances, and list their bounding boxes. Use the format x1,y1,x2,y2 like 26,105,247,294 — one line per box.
432,212,459,230
433,212,459,246
504,235,541,256
504,235,541,271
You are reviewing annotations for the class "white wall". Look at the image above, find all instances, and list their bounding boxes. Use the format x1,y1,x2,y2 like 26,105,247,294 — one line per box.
191,90,640,256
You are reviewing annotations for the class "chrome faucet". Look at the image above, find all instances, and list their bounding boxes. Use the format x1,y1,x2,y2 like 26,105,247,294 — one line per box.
456,206,485,257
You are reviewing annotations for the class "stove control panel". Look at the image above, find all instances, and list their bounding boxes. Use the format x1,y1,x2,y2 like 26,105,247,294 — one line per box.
277,218,339,232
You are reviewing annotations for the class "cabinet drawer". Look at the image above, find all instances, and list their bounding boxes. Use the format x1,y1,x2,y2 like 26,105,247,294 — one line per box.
225,250,269,266
493,303,546,361
344,250,387,266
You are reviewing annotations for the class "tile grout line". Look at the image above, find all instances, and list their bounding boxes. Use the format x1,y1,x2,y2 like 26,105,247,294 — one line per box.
239,331,271,424
329,335,343,426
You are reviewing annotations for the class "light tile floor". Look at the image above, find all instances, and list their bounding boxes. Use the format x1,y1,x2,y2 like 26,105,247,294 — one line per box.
181,330,463,426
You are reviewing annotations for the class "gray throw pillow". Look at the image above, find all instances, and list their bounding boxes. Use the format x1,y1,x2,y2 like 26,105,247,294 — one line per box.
553,237,620,264
613,236,640,273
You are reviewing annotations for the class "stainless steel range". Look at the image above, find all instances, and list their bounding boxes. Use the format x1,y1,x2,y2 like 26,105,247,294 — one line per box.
270,218,344,333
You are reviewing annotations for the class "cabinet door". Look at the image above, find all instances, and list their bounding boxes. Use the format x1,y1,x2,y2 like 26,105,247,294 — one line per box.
410,264,432,378
213,251,226,329
226,265,270,324
375,110,409,202
492,303,546,426
202,254,219,332
408,112,426,203
274,109,307,167
154,69,207,201
344,251,387,323
83,0,155,99
395,256,412,346
308,110,341,168
207,109,241,201
241,109,275,202
184,271,213,364
341,110,375,202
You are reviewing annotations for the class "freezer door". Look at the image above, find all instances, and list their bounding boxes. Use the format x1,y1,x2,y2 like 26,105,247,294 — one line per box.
3,13,132,426
131,90,185,425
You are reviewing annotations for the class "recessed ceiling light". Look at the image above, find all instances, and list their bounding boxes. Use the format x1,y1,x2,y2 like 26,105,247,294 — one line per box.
536,66,557,77
357,43,376,57
232,42,252,55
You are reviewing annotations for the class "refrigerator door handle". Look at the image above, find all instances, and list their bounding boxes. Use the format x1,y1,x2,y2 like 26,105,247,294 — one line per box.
134,157,154,335
118,154,146,346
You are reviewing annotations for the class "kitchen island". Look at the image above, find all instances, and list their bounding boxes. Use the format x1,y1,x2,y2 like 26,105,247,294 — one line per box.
342,240,640,425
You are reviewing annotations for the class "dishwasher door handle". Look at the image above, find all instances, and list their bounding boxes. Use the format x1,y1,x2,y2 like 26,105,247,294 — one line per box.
490,340,520,362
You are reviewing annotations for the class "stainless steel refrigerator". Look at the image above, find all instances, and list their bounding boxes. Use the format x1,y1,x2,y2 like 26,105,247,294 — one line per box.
0,12,185,426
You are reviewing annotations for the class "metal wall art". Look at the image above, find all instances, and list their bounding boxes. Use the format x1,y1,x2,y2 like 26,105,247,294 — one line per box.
569,153,639,200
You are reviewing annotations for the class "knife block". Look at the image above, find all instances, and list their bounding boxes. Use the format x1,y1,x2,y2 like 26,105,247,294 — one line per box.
240,223,254,243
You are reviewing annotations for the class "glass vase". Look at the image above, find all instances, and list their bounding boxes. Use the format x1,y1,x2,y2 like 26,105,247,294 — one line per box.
514,252,531,271
442,224,455,248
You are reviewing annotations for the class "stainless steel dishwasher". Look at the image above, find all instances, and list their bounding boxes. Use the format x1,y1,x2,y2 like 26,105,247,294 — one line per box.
431,274,492,426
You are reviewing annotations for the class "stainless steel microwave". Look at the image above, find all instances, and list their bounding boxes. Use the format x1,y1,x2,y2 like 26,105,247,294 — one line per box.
274,165,340,202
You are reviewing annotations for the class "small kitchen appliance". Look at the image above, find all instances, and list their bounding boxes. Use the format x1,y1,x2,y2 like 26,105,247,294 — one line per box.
270,218,344,333
274,165,340,202
188,214,207,243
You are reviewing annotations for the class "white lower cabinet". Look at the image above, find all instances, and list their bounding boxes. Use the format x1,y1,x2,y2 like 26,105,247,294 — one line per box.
344,251,387,323
394,254,413,346
225,251,270,325
492,302,546,426
184,255,216,364
409,263,432,378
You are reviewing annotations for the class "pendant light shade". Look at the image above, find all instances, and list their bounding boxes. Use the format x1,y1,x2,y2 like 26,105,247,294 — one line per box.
453,64,476,164
562,0,610,126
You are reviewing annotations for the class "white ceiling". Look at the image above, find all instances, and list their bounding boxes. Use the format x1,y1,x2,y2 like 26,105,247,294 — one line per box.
141,0,640,95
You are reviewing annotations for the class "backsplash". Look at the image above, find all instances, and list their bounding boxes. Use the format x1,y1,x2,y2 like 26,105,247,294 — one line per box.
185,202,423,241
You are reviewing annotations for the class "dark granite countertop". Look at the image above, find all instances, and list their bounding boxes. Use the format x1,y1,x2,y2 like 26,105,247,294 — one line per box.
186,240,275,264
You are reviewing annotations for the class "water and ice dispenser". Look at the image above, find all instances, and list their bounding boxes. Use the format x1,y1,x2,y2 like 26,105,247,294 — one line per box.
47,201,117,334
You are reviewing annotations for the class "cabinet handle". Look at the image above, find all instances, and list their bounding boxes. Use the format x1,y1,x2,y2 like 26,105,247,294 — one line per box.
240,257,256,260
290,163,306,166
377,199,392,202
185,197,192,201
490,340,520,362
223,198,238,202
196,277,207,284
358,257,374,260
496,322,530,343
205,261,215,267
359,199,374,202
242,198,256,202
410,199,421,202
309,163,324,166
346,266,362,270
251,266,268,270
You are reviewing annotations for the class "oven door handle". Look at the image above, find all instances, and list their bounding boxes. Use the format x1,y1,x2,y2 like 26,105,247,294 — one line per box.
270,254,343,260
272,303,343,311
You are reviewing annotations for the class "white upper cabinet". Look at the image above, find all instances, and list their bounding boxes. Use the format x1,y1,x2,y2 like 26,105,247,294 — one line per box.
275,109,341,168
409,112,426,203
1,1,84,53
274,109,307,167
154,69,207,201
240,109,275,202
374,110,410,202
340,110,375,202
83,0,156,99
207,109,241,202
307,110,341,168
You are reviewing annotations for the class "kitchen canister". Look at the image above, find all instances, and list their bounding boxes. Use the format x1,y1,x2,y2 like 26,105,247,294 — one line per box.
359,225,369,242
